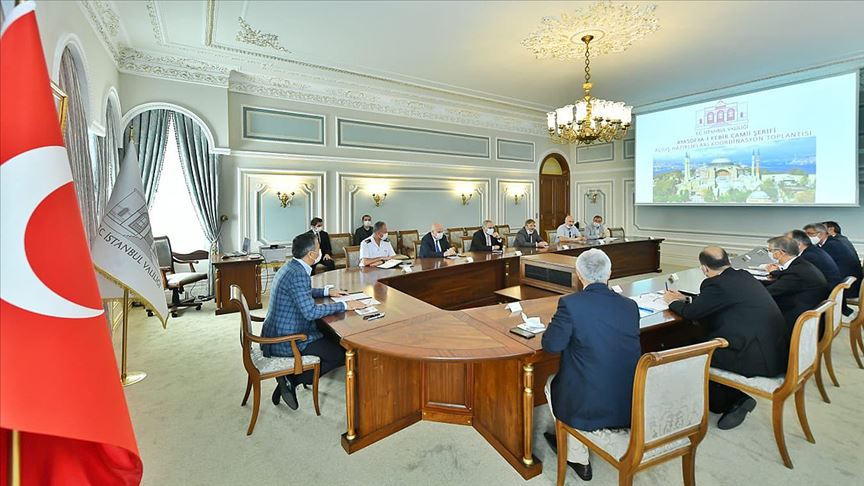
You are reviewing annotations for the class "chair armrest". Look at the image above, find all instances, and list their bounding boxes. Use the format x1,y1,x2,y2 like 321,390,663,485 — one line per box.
250,314,265,322
247,333,308,374
173,249,209,262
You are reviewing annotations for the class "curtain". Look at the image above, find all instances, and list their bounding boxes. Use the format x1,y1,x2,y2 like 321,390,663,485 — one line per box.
58,49,97,242
173,112,221,292
94,99,121,223
128,109,170,207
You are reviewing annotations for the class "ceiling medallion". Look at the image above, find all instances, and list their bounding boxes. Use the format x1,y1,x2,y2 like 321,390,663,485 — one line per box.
521,1,659,61
236,17,290,53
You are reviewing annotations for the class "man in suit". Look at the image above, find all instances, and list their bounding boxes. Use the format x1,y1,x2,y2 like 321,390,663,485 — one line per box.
542,249,641,480
514,218,548,249
556,215,585,244
352,214,374,245
664,247,788,430
470,220,504,252
824,221,858,256
418,223,456,258
306,217,335,274
261,232,365,410
584,215,607,240
806,222,862,297
784,230,841,288
764,235,829,333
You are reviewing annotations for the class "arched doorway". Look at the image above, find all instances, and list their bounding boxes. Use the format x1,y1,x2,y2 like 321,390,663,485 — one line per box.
538,153,570,236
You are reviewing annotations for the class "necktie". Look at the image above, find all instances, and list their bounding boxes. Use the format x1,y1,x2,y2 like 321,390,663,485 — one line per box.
435,239,441,253
486,234,491,246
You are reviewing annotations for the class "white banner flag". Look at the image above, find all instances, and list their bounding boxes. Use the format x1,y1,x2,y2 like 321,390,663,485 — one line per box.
92,144,168,326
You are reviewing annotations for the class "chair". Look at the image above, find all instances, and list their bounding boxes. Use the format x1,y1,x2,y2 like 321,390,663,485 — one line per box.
555,338,727,486
413,240,422,258
495,225,511,236
709,300,833,469
153,236,209,318
507,234,517,248
464,226,481,236
447,227,465,251
328,232,352,269
230,284,321,435
344,245,361,268
461,235,474,252
398,230,420,258
814,277,856,402
845,279,864,369
546,229,557,245
608,227,626,238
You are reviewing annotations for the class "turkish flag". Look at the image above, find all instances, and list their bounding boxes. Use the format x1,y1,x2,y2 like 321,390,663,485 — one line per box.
0,3,142,485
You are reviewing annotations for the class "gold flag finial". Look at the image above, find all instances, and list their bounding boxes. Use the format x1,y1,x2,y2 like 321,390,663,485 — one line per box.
128,125,134,143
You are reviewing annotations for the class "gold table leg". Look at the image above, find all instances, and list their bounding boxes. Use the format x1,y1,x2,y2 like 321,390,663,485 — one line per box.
522,362,534,466
345,349,357,440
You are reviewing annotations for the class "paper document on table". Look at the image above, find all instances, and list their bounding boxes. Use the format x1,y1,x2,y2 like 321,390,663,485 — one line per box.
612,285,623,294
517,313,546,334
359,298,380,306
377,259,403,269
745,267,769,276
355,306,379,316
629,291,669,315
331,292,371,303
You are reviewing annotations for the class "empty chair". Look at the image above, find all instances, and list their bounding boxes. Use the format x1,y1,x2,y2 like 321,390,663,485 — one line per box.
845,280,864,368
398,230,420,258
608,227,626,239
495,224,511,236
344,245,361,268
546,229,558,245
461,235,474,252
814,277,856,402
328,232,352,269
447,227,465,251
555,339,727,486
153,235,209,318
230,284,321,435
709,300,833,469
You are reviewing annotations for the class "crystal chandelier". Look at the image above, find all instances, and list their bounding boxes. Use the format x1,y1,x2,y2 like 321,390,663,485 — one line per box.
547,34,632,145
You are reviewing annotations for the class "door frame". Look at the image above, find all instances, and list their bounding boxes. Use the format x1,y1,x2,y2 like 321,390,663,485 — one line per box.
538,153,571,235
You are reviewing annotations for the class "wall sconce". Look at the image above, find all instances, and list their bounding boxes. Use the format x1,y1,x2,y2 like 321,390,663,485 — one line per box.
461,193,473,206
276,191,295,208
585,190,601,204
513,194,524,205
372,193,387,207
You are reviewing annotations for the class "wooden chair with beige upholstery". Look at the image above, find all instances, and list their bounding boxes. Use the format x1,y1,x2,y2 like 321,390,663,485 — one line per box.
344,245,361,268
608,227,626,238
328,232,352,269
844,279,864,369
398,230,420,258
814,277,856,402
413,240,422,258
546,229,558,245
555,338,728,486
464,226,481,237
710,300,833,469
229,284,321,436
495,225,511,237
461,235,474,252
507,233,517,248
447,227,465,251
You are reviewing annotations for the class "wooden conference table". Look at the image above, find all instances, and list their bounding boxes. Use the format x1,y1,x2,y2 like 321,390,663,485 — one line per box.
309,237,667,480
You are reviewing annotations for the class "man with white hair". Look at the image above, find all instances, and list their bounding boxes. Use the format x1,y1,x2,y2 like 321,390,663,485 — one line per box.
418,223,456,258
556,215,585,244
541,249,641,481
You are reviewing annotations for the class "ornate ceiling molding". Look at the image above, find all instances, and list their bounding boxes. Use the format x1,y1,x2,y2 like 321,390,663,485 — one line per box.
117,47,230,86
78,0,121,60
235,17,290,52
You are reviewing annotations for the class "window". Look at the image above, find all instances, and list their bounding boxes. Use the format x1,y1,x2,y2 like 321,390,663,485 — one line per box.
149,117,209,253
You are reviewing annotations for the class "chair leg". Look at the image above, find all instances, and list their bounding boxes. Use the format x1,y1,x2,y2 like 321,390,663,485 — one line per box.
772,397,793,469
241,376,252,406
851,324,864,369
555,420,567,486
794,386,815,444
247,380,261,436
312,364,321,417
814,356,831,403
618,473,634,486
824,342,839,387
682,450,696,486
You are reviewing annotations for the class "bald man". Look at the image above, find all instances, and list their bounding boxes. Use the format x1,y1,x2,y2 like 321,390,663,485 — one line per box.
663,246,788,430
556,215,584,244
418,223,456,258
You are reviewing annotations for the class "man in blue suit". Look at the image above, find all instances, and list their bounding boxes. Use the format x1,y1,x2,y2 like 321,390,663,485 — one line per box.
418,222,456,258
541,248,641,481
807,222,862,306
262,232,364,410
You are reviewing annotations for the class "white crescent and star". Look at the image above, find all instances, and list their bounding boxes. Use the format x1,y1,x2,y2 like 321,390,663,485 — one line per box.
0,146,104,319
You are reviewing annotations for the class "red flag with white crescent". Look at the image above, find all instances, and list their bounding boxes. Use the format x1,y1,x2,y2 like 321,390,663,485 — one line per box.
0,3,142,485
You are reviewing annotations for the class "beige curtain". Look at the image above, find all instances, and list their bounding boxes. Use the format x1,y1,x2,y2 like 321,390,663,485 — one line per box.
59,48,98,241
94,98,121,223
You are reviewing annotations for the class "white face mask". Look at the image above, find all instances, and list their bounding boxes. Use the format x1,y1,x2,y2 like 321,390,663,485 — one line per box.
433,232,443,240
485,228,495,235
312,226,322,233
566,222,574,228
363,220,372,228
526,228,534,235
312,249,322,264
381,232,389,241
593,222,601,228
809,235,820,245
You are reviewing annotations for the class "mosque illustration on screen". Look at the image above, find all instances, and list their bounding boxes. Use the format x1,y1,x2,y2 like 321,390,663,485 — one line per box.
695,101,748,129
653,137,817,204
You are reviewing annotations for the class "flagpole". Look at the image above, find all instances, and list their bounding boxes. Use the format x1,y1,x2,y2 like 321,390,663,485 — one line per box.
8,429,20,486
120,288,146,386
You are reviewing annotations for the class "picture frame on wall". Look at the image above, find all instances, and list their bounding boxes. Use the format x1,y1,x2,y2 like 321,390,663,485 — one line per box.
51,80,68,133
623,139,636,160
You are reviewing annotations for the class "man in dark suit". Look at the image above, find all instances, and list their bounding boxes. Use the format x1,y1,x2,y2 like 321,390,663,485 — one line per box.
418,222,456,258
353,214,374,245
764,235,829,333
306,217,335,274
824,221,858,256
262,232,364,409
786,230,841,288
470,220,504,252
807,222,862,298
542,248,641,480
514,218,549,249
664,247,787,430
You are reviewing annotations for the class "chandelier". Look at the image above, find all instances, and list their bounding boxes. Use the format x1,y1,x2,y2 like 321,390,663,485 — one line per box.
546,34,631,145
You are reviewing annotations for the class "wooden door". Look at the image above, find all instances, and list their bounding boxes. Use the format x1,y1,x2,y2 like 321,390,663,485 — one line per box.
538,154,570,235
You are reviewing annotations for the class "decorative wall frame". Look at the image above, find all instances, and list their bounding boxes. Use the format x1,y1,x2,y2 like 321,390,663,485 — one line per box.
242,105,325,145
337,118,491,158
576,142,615,163
496,138,535,162
623,139,636,159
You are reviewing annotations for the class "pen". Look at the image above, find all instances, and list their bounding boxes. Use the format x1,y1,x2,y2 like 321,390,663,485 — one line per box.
665,282,668,291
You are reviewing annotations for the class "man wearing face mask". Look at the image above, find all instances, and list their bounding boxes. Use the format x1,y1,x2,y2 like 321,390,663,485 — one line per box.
823,221,858,256
779,230,841,290
353,214,374,245
514,218,548,249
359,221,396,266
419,222,456,258
470,220,504,252
306,217,335,274
663,247,787,430
763,235,829,333
805,222,862,298
584,215,607,240
262,232,365,410
556,215,585,244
